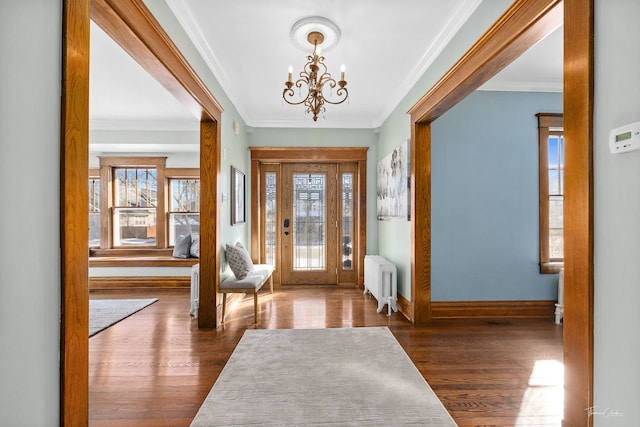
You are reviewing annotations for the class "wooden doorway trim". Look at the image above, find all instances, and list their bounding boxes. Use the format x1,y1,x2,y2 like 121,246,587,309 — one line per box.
408,0,593,426
250,147,368,287
61,0,223,424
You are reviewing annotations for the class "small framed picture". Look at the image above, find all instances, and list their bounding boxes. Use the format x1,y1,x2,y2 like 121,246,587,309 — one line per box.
230,166,245,225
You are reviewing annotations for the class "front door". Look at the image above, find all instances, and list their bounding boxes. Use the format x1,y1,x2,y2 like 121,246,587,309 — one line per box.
281,163,338,285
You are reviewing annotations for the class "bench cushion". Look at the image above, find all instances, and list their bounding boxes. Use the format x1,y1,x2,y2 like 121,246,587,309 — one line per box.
220,265,273,291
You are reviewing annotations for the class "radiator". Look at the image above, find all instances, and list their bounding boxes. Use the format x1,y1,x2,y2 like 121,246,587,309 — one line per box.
190,263,200,318
555,268,564,325
364,255,398,316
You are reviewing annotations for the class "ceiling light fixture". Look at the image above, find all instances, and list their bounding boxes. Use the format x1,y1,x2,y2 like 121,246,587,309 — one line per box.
283,17,348,122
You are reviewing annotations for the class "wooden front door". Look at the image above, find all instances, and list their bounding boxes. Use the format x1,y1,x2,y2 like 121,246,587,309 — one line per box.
281,163,338,285
253,148,364,288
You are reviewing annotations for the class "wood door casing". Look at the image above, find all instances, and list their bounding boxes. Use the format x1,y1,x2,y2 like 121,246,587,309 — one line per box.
259,164,281,283
250,147,368,289
281,163,338,285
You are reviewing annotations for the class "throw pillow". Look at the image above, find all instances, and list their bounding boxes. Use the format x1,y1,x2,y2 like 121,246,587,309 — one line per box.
190,234,200,258
225,242,253,279
237,241,254,271
172,234,191,258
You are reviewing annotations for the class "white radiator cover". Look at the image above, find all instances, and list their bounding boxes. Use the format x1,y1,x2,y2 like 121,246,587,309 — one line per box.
190,263,200,318
364,255,398,316
555,268,564,325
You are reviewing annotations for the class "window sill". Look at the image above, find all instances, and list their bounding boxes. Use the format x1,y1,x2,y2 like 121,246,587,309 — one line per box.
89,248,199,267
540,262,563,274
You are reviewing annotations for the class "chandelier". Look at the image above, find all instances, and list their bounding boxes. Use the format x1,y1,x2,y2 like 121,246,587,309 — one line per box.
283,21,348,122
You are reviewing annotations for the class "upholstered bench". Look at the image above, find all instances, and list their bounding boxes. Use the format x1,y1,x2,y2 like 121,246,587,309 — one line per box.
220,264,274,323
189,263,274,322
190,243,274,323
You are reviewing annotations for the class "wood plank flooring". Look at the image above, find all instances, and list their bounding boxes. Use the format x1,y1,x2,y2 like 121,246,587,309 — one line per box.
89,287,563,426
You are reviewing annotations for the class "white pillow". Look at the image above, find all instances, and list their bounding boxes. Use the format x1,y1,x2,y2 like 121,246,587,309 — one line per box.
225,242,253,279
190,234,200,258
172,234,191,259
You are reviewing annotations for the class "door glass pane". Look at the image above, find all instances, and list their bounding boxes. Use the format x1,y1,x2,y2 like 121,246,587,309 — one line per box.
341,173,353,270
293,173,325,270
265,173,277,265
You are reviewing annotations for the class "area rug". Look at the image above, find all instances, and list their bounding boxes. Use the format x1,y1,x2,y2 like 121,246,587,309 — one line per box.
89,298,158,337
190,327,457,426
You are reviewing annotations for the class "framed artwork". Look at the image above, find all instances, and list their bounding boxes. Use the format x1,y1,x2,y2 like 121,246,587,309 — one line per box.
376,139,410,221
231,166,245,225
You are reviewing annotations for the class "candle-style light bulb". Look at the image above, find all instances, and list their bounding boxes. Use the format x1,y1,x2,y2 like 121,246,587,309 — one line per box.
340,64,346,81
287,65,293,83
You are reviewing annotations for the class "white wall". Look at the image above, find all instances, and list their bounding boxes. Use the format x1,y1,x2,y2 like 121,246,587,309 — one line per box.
0,2,62,425
593,0,640,423
89,128,200,168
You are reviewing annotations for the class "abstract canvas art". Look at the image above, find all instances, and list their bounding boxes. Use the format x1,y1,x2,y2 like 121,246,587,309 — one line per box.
377,140,410,221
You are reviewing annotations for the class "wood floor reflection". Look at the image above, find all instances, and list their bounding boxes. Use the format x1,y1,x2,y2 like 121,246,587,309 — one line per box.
89,286,563,426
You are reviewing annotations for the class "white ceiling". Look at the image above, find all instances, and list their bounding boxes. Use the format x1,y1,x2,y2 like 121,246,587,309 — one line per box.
89,0,563,131
89,21,199,131
479,25,563,92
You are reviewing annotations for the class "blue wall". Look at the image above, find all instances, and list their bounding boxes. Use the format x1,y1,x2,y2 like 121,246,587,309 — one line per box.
431,90,561,301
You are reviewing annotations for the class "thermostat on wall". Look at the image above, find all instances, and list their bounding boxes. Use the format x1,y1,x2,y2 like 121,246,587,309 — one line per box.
609,121,640,154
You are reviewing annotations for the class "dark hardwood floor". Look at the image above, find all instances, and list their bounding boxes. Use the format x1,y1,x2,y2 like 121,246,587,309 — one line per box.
89,286,563,426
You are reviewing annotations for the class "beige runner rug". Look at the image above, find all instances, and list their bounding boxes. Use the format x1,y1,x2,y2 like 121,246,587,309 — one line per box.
191,327,457,426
